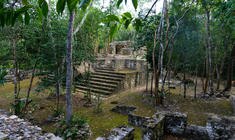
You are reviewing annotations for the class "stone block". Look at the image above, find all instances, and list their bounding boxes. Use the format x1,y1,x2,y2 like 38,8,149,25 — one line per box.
184,125,209,140
141,114,165,140
96,126,134,140
206,115,235,140
155,111,187,136
111,105,136,115
128,113,150,127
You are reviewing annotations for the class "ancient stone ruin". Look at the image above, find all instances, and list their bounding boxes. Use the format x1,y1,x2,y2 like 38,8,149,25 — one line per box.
75,41,147,97
0,110,62,140
106,105,235,140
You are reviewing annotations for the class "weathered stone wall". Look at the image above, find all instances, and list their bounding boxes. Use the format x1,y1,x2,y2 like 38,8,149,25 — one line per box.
0,110,62,140
123,71,146,90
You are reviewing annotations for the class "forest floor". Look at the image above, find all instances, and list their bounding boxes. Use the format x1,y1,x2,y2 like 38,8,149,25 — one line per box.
0,78,234,139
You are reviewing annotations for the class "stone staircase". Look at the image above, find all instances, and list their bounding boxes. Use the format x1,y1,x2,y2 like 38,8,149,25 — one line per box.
75,68,126,97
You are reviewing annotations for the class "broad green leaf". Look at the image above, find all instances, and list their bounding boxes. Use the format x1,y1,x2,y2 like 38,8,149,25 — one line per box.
117,0,123,8
79,0,91,10
56,0,66,14
133,18,142,31
67,0,79,12
110,24,118,39
106,14,120,22
132,0,138,9
122,12,132,19
124,19,131,28
38,0,48,17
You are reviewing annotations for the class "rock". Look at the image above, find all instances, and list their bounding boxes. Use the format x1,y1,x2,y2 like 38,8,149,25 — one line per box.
0,132,8,140
128,113,150,127
184,125,209,140
9,115,18,120
206,115,235,140
141,114,165,140
0,111,62,140
230,95,235,115
156,111,187,136
111,105,136,115
97,126,134,140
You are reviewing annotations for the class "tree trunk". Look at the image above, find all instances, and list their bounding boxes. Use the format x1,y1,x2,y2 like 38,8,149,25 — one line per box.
216,64,220,90
65,11,75,125
146,64,149,92
13,39,18,115
183,71,186,98
150,70,153,95
194,69,198,99
25,60,37,110
205,8,213,93
224,46,235,91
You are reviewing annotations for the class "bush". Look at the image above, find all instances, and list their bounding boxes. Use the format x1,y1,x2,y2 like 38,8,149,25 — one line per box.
57,115,89,140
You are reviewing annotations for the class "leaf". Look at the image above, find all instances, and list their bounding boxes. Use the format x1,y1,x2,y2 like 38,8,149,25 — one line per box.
24,12,30,24
79,0,91,10
106,14,120,22
132,0,138,10
133,18,142,31
122,12,132,19
22,0,29,5
109,24,118,39
38,0,48,17
124,19,131,28
117,0,123,8
56,0,66,14
67,0,79,12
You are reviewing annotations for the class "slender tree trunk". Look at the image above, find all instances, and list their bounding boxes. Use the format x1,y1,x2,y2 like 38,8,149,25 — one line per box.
56,79,61,112
205,9,213,93
183,71,186,98
25,60,37,109
216,64,220,90
194,69,198,99
150,70,153,95
225,46,235,91
65,11,75,125
13,39,18,115
146,64,149,92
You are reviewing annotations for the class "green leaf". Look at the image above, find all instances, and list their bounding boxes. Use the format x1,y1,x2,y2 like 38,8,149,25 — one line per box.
132,0,138,10
22,0,29,5
122,12,132,19
67,0,79,12
106,14,120,22
117,0,123,8
124,19,131,28
133,18,142,31
79,0,91,10
38,0,48,17
56,0,66,14
109,24,118,39
24,12,30,24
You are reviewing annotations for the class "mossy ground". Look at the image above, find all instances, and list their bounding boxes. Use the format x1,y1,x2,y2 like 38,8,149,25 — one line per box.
0,79,233,139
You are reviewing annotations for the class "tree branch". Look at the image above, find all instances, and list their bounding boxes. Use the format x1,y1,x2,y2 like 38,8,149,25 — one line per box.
144,0,159,20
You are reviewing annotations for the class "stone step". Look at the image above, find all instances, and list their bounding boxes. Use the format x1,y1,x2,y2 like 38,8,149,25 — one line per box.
76,82,115,91
90,78,120,85
77,80,118,88
95,69,125,76
76,85,113,95
76,89,108,98
91,75,123,81
93,72,126,78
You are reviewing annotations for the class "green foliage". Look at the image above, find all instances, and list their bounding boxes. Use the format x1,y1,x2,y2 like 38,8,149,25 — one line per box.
57,115,88,140
56,0,91,14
